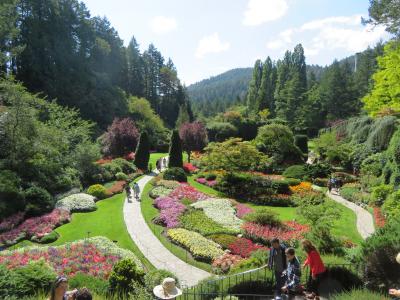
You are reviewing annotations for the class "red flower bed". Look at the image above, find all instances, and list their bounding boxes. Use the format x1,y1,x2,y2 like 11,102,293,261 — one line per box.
373,207,386,228
106,180,126,196
242,221,309,244
228,237,268,258
183,163,198,173
195,178,217,187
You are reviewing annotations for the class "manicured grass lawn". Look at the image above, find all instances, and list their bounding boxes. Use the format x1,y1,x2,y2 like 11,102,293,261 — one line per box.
141,181,212,272
149,152,167,170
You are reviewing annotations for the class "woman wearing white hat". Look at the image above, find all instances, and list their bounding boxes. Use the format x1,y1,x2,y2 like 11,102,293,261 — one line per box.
153,278,182,299
389,253,400,298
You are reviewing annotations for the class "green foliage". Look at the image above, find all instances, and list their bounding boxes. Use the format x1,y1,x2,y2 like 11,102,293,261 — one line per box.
87,184,108,200
208,234,239,249
294,135,308,153
168,130,183,168
283,165,307,180
201,138,270,172
112,158,137,175
371,184,393,206
163,167,187,182
134,132,150,170
0,170,25,220
360,152,386,177
108,258,145,295
206,121,238,142
356,218,400,290
282,178,301,186
332,289,390,300
366,116,397,152
115,172,128,181
23,186,53,217
144,269,179,293
69,272,109,295
382,190,400,218
37,231,59,244
243,208,282,227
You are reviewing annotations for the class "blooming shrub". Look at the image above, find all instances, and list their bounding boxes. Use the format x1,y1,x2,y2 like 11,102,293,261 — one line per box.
228,238,268,258
212,253,243,274
55,193,97,212
0,209,70,246
242,221,309,245
0,237,141,279
373,207,386,228
167,228,224,262
0,212,25,233
236,203,254,218
105,181,126,196
154,197,186,228
149,186,173,199
289,182,313,195
183,163,198,173
168,184,208,202
191,199,242,232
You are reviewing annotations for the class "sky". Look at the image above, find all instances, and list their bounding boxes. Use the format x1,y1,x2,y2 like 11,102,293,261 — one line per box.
81,0,391,85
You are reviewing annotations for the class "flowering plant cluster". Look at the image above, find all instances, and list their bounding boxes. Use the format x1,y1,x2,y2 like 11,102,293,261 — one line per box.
168,184,208,202
289,182,313,195
0,237,141,279
155,180,181,190
0,212,25,233
154,196,186,228
212,252,243,274
0,209,70,246
242,221,309,244
149,186,173,199
228,237,268,258
195,178,217,187
373,206,386,228
183,163,198,173
191,199,242,232
167,228,224,262
55,193,97,212
105,180,126,196
236,203,254,218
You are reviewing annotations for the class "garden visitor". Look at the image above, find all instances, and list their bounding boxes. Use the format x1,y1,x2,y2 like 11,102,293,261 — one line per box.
301,240,326,300
134,182,140,201
281,247,302,296
74,288,92,300
388,253,400,298
327,177,333,193
268,238,287,300
153,277,182,299
48,276,77,300
163,157,167,168
156,158,162,172
125,183,131,202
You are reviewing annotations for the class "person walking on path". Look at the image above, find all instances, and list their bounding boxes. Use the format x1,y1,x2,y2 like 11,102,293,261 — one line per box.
268,238,287,300
133,182,140,201
281,247,302,296
302,240,326,300
125,183,131,203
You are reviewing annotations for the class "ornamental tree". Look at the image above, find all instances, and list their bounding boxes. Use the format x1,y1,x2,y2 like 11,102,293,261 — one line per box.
179,122,208,162
168,130,183,168
101,118,139,157
134,132,150,171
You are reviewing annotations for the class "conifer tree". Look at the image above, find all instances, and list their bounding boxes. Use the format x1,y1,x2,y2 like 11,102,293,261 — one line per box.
168,130,183,168
134,132,150,170
175,103,190,129
246,60,263,112
256,57,277,115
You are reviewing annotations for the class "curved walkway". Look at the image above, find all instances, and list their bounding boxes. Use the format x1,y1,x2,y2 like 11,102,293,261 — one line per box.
123,170,211,287
326,190,375,239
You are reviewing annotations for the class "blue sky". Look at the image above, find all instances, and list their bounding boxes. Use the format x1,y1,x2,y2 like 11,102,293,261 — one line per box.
81,0,390,85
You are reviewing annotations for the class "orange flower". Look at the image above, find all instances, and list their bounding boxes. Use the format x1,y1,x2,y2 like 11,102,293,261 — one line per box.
290,182,313,195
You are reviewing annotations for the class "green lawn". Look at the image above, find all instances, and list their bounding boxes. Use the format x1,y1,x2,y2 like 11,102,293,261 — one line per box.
149,152,167,170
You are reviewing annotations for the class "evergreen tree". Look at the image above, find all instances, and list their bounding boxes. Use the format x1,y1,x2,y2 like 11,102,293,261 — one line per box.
134,132,150,170
0,0,19,73
126,36,144,97
246,60,263,112
168,130,183,168
256,57,276,115
175,103,190,129
364,0,400,36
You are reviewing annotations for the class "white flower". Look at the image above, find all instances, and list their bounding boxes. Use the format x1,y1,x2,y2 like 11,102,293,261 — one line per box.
55,193,97,212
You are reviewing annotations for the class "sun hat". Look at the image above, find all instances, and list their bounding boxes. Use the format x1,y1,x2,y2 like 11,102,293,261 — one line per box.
153,278,182,299
396,253,400,264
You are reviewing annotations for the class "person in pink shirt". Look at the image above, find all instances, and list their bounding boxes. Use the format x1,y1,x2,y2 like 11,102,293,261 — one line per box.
302,239,326,300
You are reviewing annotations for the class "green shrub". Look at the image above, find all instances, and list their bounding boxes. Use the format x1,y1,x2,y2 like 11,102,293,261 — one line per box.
206,121,238,142
283,178,301,186
340,187,370,205
144,269,179,293
306,163,332,179
294,134,308,153
0,264,15,298
115,172,128,181
134,132,150,170
326,266,362,291
271,180,290,194
382,190,400,218
208,234,239,249
24,186,53,217
102,161,123,176
313,177,328,187
108,259,145,295
371,184,393,206
69,272,109,295
168,130,183,168
0,170,25,220
244,208,282,227
111,158,137,175
360,153,386,177
332,289,390,300
163,167,187,182
254,194,295,206
87,184,108,199
37,231,59,244
283,165,307,180
366,116,397,152
205,173,217,180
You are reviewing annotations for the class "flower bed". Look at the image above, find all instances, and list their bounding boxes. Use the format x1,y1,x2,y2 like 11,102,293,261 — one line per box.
191,199,242,232
154,197,186,228
208,234,239,249
0,212,25,233
183,163,198,173
242,221,309,245
155,180,181,190
212,253,243,274
168,184,208,202
149,186,173,199
0,237,141,279
373,206,386,228
228,237,268,258
167,228,224,262
289,182,313,195
55,193,97,212
196,177,217,187
0,209,70,246
236,203,254,218
105,180,126,196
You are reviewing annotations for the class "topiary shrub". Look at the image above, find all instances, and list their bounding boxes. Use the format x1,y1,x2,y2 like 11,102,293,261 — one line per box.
115,172,128,181
87,184,108,200
168,130,183,168
108,258,145,295
283,165,308,180
69,272,109,295
134,132,150,170
0,170,25,220
295,134,308,153
24,186,53,217
243,208,282,227
144,269,179,293
163,167,187,182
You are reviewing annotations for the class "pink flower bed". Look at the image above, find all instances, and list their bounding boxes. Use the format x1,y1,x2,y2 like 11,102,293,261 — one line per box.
0,209,70,246
242,221,309,244
0,212,25,233
195,178,217,187
168,184,208,202
183,163,198,173
236,203,254,218
228,237,268,258
154,197,186,228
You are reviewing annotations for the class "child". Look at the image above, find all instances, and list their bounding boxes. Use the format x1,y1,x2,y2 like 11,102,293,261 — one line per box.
282,247,302,295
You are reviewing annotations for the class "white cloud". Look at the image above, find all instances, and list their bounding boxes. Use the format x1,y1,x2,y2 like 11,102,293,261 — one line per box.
150,16,177,34
266,14,388,56
243,0,288,26
195,33,230,59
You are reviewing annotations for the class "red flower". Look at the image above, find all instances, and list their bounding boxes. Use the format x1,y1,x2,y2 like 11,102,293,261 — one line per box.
228,238,268,258
373,206,386,228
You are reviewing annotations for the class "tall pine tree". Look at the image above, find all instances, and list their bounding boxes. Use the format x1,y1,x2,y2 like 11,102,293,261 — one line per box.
134,131,150,170
168,130,183,168
256,57,277,115
246,59,263,112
